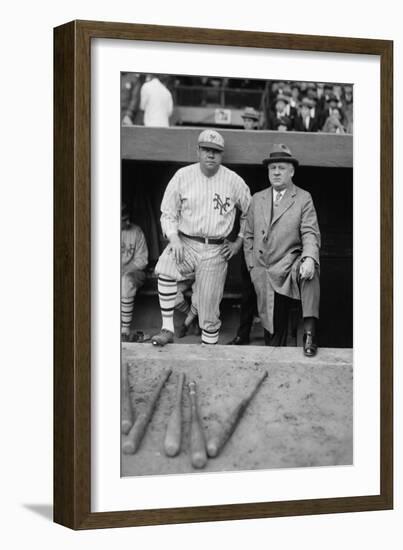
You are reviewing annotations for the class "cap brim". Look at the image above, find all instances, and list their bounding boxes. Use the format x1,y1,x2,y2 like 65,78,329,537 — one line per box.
198,142,224,151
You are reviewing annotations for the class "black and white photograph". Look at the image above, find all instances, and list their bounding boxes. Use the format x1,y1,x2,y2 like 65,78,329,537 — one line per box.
120,72,353,477
2,0,396,540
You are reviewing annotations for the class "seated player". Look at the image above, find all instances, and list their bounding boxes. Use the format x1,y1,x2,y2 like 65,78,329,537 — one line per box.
121,205,149,341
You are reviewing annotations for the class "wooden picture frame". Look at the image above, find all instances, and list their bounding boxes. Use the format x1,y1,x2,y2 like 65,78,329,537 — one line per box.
54,20,393,529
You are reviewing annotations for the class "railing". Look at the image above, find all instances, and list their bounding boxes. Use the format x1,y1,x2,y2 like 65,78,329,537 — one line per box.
173,85,267,110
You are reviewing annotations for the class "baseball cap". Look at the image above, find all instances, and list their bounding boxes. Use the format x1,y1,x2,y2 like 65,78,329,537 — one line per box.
198,129,225,151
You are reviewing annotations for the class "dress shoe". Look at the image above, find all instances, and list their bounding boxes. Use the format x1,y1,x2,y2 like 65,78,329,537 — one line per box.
226,335,250,345
303,331,318,357
177,323,188,338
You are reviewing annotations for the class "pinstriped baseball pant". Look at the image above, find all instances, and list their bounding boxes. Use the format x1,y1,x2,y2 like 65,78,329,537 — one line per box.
155,236,228,333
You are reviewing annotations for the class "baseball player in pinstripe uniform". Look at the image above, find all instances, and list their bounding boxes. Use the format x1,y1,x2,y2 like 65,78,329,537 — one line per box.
121,205,148,341
151,129,251,346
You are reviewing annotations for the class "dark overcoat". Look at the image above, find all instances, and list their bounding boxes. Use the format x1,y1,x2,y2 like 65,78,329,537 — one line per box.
243,183,320,333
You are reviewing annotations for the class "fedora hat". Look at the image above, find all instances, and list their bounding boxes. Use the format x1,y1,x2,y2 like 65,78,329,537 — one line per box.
274,93,290,104
241,106,260,121
301,97,314,108
262,143,299,167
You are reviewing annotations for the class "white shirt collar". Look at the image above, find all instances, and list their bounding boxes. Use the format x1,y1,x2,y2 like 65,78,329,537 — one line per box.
273,188,286,200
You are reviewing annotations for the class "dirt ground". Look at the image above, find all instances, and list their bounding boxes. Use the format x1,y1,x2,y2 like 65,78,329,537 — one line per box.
121,344,353,477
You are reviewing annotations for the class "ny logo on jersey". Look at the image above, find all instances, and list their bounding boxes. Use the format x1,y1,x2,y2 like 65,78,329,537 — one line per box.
213,193,230,215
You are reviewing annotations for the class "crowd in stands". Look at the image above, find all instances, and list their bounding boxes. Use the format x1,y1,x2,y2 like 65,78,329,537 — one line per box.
121,73,353,134
265,80,353,134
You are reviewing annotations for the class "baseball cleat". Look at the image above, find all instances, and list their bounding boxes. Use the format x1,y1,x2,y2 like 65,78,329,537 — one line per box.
151,329,174,346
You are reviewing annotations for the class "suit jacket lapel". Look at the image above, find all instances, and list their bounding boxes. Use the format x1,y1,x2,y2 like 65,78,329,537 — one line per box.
271,184,296,225
261,187,272,229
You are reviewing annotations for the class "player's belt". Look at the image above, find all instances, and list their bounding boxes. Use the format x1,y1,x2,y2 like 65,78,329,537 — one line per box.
179,231,224,245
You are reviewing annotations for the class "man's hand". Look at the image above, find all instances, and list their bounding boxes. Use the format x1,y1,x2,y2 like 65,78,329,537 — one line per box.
299,257,316,280
168,234,185,263
221,238,242,261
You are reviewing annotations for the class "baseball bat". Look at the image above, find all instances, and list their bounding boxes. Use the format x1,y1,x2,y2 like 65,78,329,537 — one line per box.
121,362,133,434
207,370,268,458
122,368,172,454
164,372,185,457
188,380,208,469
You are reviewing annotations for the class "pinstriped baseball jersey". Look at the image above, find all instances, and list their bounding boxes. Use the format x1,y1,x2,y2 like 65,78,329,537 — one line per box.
161,163,251,239
121,224,148,274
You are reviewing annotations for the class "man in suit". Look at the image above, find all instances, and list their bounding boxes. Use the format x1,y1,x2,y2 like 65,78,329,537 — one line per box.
274,116,292,132
293,98,320,132
267,94,296,130
319,92,345,129
244,144,320,356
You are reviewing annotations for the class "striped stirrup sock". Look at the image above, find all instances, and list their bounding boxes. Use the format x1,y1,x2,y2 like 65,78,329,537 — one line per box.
158,276,177,333
121,297,135,333
201,328,219,345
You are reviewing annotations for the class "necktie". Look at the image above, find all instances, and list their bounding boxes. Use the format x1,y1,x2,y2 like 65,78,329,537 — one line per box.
274,191,283,207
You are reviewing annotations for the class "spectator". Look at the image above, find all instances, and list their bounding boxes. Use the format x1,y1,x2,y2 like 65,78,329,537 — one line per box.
268,94,296,130
309,96,320,121
341,85,354,133
318,84,334,112
293,98,320,132
241,106,261,130
282,83,293,97
139,74,174,127
332,84,343,104
290,84,301,109
316,83,325,102
321,108,346,134
121,72,142,126
274,116,292,131
305,83,317,98
271,81,286,96
319,93,345,128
